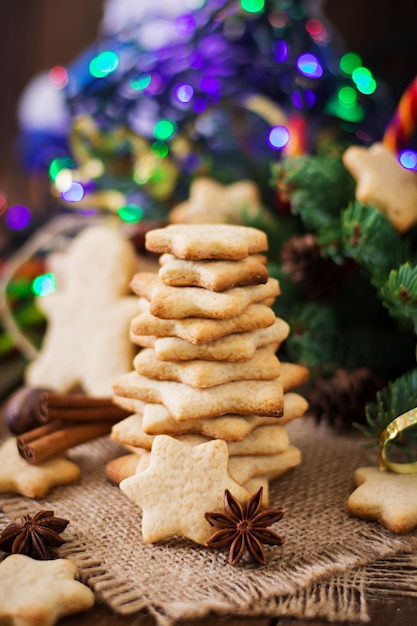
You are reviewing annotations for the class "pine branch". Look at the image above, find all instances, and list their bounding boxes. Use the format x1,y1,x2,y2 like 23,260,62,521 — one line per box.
273,150,356,262
379,263,417,333
361,368,417,447
341,201,412,287
282,301,415,380
271,147,417,423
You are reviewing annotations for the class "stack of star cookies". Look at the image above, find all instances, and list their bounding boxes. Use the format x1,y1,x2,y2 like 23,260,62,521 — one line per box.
109,224,309,530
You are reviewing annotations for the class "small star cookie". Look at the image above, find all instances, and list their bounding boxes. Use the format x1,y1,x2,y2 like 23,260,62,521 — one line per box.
144,223,268,260
342,142,417,233
0,554,94,626
0,437,80,498
120,434,250,545
347,466,417,533
25,225,139,397
169,177,263,224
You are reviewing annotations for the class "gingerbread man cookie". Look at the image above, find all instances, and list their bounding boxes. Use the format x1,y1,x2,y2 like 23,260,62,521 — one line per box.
25,225,139,397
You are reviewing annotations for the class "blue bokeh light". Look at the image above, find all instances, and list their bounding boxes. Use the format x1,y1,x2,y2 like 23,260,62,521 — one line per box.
296,53,323,79
268,125,290,149
399,150,417,171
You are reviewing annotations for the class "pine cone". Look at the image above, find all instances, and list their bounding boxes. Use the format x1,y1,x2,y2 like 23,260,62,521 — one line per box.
307,367,383,427
281,233,346,300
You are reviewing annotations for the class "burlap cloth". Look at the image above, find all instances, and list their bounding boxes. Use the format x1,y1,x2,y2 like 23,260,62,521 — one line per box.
1,417,416,625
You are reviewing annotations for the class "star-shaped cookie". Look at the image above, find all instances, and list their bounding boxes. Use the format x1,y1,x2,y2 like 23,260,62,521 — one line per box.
25,225,139,397
342,142,417,233
0,554,94,626
347,466,417,533
169,176,263,224
113,371,284,421
120,434,250,545
144,223,268,260
0,437,80,498
130,272,279,319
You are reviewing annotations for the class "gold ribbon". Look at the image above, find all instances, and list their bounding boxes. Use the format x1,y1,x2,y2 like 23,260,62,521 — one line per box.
379,408,417,473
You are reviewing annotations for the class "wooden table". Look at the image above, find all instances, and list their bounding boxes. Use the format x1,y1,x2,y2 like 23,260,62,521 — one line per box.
58,595,417,626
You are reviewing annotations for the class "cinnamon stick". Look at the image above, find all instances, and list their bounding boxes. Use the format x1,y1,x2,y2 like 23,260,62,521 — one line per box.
6,386,129,434
17,421,114,464
47,405,129,422
46,391,119,408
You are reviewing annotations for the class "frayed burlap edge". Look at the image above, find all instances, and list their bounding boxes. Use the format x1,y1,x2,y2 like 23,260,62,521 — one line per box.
1,419,417,626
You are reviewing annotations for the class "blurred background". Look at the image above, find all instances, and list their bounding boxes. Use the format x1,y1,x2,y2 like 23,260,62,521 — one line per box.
0,0,416,215
0,0,416,416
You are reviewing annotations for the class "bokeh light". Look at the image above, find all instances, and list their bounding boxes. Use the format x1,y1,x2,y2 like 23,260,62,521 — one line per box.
5,205,31,230
338,86,357,107
154,119,176,141
292,88,316,109
269,10,288,29
151,141,169,158
399,150,417,171
273,40,288,63
174,82,194,103
118,204,143,223
241,0,265,13
145,74,164,95
339,52,362,76
326,96,364,123
89,51,119,78
352,67,377,95
175,14,197,35
54,169,74,193
61,182,85,202
200,76,220,98
296,53,323,79
130,75,152,91
49,156,75,182
48,66,68,89
305,19,329,44
268,125,290,149
32,273,56,297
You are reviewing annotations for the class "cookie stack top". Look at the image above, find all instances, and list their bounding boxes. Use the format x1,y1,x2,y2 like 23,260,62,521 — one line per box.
111,223,309,546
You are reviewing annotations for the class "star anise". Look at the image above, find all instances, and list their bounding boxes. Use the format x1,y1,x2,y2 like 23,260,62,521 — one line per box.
0,510,69,559
205,487,285,566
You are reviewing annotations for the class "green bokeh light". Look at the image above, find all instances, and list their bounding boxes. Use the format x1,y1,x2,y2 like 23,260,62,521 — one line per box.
49,156,75,182
326,96,364,123
339,52,362,76
89,51,119,78
118,204,143,223
338,86,357,107
352,67,377,94
151,141,169,158
32,273,56,297
153,120,176,141
240,0,265,13
130,75,152,91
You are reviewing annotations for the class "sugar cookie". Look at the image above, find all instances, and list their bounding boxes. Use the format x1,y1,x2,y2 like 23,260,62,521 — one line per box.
145,223,268,260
